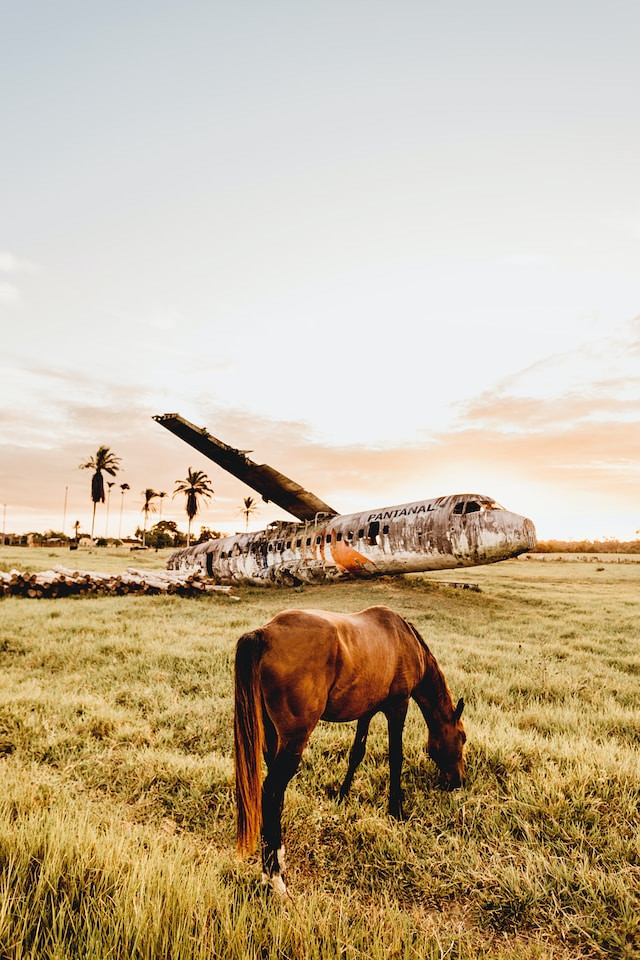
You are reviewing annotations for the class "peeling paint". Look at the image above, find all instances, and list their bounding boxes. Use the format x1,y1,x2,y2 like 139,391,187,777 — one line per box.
153,414,536,587
167,494,537,586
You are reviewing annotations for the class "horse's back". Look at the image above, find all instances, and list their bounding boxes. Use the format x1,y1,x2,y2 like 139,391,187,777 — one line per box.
325,606,425,720
259,605,424,725
259,605,412,666
262,604,406,635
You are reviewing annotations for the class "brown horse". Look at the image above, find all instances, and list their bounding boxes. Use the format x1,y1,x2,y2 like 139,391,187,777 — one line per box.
234,604,466,894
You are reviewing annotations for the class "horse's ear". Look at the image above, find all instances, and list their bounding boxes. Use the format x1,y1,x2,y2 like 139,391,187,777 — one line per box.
454,697,464,720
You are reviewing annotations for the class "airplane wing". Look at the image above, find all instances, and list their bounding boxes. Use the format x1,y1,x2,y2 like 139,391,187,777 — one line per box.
153,413,339,522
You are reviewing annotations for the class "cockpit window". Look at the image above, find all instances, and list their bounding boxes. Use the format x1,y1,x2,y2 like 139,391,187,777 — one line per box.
453,498,504,516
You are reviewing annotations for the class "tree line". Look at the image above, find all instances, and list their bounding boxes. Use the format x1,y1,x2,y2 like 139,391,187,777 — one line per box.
534,539,640,554
7,523,222,550
78,446,260,547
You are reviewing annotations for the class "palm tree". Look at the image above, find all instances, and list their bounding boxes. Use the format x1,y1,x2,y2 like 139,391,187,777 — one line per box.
140,488,159,547
118,483,130,539
158,491,167,521
173,468,214,546
80,446,121,543
240,496,259,532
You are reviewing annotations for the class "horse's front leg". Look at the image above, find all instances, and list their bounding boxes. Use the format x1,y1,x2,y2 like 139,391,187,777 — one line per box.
385,700,409,819
337,713,374,802
261,742,303,895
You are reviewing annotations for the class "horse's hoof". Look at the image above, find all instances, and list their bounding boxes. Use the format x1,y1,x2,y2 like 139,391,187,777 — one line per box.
262,872,288,897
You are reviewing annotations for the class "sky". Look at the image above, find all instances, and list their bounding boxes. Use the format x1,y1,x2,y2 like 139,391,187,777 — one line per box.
1,0,639,543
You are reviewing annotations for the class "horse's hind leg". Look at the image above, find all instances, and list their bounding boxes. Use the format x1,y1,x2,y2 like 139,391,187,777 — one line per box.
261,741,303,895
338,713,373,802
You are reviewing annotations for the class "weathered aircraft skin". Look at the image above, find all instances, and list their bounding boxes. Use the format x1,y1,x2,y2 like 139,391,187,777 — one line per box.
166,494,537,586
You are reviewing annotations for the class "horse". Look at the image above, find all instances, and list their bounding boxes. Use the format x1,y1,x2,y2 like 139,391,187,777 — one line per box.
234,604,466,894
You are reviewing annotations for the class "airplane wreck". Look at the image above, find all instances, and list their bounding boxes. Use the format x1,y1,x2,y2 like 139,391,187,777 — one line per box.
154,413,537,586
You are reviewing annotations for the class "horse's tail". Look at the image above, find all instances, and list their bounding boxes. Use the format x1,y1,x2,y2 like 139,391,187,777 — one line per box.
234,629,266,856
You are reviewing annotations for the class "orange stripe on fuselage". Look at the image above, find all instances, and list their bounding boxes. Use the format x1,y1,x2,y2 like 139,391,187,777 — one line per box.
329,537,376,575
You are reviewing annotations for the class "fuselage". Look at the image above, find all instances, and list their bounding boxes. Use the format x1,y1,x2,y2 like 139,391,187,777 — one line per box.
166,493,537,585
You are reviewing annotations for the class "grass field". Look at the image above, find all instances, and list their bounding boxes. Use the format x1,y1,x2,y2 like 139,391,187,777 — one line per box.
0,546,638,959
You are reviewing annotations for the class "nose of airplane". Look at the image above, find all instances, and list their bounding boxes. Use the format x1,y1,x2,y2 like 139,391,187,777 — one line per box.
522,517,537,550
494,511,537,557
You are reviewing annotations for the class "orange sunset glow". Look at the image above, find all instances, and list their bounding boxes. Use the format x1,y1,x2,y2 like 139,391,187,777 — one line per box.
1,4,639,544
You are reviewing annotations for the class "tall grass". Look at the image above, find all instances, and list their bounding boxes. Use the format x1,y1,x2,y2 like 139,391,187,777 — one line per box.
0,547,638,958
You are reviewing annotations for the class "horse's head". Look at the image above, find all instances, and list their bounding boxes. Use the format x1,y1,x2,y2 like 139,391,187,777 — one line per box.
428,696,466,790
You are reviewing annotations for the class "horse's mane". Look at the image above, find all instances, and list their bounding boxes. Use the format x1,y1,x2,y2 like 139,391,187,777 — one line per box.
403,617,453,708
403,617,432,654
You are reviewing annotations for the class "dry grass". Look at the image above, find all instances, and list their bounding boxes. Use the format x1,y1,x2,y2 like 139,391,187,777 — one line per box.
0,547,638,959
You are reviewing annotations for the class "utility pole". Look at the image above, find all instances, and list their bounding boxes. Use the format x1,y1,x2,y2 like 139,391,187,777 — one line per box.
106,482,115,539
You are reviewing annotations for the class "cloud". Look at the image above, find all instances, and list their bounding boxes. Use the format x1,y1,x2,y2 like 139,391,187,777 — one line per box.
604,215,640,243
440,421,638,488
460,314,640,435
0,364,152,450
2,320,639,540
0,251,37,274
451,327,639,503
2,396,638,539
0,281,21,305
457,382,639,432
0,251,38,308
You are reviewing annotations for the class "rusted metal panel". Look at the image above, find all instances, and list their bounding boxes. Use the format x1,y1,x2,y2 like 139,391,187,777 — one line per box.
153,413,337,522
154,413,536,586
166,494,537,586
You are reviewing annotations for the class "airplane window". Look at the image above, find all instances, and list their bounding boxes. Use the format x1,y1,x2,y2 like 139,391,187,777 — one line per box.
453,503,465,515
336,531,343,541
286,541,291,549
465,502,481,514
368,521,379,545
306,538,311,546
346,531,353,541
268,544,273,552
358,529,364,539
316,536,322,544
296,539,302,547
326,534,332,543
382,524,389,535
